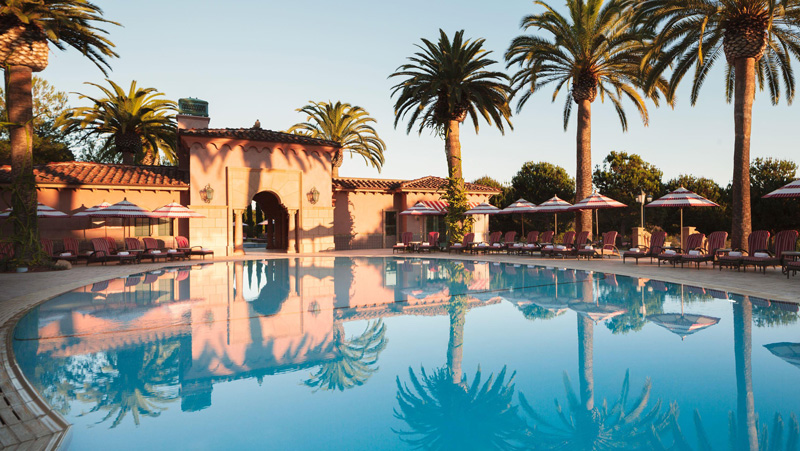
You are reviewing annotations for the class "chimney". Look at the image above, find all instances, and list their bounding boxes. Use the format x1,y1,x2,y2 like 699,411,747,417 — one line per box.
177,98,210,172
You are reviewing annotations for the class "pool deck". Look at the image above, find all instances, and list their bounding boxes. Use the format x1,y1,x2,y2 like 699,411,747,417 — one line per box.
0,249,798,449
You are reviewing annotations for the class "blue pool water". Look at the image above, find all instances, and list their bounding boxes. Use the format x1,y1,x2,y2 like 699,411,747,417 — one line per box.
12,257,800,450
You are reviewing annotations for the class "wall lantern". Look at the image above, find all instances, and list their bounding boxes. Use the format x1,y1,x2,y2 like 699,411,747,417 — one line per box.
200,184,214,203
307,187,320,204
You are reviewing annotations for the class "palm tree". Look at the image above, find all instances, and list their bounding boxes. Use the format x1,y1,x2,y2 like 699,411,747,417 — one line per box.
58,79,177,165
505,0,668,233
303,320,388,392
0,0,118,263
287,100,386,178
391,29,512,243
636,0,800,250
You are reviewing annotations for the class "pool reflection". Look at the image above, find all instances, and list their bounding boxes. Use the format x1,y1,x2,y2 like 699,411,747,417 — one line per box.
11,258,800,450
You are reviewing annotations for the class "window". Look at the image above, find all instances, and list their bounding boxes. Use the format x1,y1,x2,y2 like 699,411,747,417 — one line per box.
384,211,397,239
134,218,151,237
425,216,442,234
157,218,173,236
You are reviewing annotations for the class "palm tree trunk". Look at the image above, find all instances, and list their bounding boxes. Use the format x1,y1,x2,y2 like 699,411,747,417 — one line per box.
445,119,463,181
577,315,594,411
731,58,754,250
447,300,466,385
575,99,592,234
733,296,757,451
5,65,39,262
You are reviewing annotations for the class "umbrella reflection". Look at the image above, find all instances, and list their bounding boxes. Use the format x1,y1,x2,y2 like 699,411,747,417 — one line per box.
764,342,800,371
648,286,720,340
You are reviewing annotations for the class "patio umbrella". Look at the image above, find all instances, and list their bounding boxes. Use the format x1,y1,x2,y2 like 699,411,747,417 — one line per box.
501,198,537,236
463,202,502,215
399,202,439,216
0,202,70,218
88,198,158,239
764,342,800,370
646,187,719,246
569,191,627,237
762,179,800,198
533,195,572,235
73,201,112,217
153,202,206,245
647,286,720,340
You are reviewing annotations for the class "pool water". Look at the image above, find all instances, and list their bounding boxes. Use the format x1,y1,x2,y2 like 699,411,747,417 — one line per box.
12,257,800,450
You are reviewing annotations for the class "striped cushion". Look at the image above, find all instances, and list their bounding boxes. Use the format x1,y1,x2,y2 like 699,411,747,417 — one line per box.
773,230,799,258
748,230,771,253
540,231,555,243
706,231,728,254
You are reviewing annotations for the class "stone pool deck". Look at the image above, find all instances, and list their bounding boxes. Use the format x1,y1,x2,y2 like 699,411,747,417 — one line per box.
0,249,797,449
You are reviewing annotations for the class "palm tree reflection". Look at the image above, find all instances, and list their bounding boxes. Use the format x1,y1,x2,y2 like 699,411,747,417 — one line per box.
304,320,388,392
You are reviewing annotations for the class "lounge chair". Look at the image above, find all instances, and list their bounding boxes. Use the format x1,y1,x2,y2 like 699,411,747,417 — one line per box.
533,230,555,254
393,232,414,253
448,233,475,253
658,232,705,267
105,237,120,253
542,231,575,257
41,238,77,264
143,237,184,261
0,241,13,261
622,231,667,264
785,260,800,278
578,231,618,259
473,231,502,254
63,237,92,263
89,238,136,265
496,231,517,253
681,231,728,268
557,231,591,258
717,230,770,271
509,231,538,254
418,232,439,252
742,230,799,274
124,237,146,261
176,236,215,259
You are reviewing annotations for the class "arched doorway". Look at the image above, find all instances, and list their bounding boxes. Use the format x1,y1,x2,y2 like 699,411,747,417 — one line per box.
253,191,289,250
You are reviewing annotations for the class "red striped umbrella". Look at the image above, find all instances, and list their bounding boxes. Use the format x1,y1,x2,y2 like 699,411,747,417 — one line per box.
400,202,439,216
501,198,537,235
92,199,157,218
570,192,626,236
419,200,480,215
152,202,205,219
463,202,502,215
762,179,800,198
646,187,719,245
0,202,69,218
74,201,112,217
534,195,573,235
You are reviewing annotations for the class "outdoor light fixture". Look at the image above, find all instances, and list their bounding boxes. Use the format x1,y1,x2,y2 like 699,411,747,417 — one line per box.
307,187,320,204
635,190,653,228
200,184,214,203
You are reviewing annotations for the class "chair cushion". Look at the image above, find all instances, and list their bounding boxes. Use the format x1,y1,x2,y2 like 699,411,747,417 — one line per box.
753,252,770,258
727,251,743,258
689,250,701,256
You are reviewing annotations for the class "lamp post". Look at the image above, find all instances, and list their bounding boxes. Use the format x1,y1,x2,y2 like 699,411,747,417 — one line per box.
635,190,653,228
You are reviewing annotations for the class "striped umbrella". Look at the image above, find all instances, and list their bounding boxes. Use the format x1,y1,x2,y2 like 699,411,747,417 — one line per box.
646,187,719,245
501,198,537,236
463,202,502,215
153,202,206,219
570,192,626,237
92,199,157,218
419,200,479,215
400,202,439,216
763,179,800,198
0,202,70,218
534,195,573,235
74,201,112,217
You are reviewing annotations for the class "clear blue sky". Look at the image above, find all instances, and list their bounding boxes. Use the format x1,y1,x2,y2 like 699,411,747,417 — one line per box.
42,0,799,188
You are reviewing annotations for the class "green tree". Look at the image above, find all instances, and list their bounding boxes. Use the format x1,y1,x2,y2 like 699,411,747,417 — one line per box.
287,100,386,178
749,157,799,234
664,175,729,235
506,0,668,235
472,175,515,232
593,151,664,235
511,161,576,233
391,29,512,244
0,0,118,264
637,0,800,250
58,79,177,165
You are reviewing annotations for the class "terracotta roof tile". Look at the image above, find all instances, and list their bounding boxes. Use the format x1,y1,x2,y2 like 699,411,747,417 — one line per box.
333,176,500,194
0,162,189,187
180,128,342,148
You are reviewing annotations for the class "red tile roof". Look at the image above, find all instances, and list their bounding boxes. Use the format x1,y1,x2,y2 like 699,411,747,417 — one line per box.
332,176,500,194
180,128,342,148
0,162,189,187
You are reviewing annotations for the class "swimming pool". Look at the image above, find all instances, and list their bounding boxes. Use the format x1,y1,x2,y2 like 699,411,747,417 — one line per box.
12,257,800,450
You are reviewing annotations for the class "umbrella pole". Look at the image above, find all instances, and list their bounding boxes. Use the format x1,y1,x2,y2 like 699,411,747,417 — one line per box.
680,208,684,247
554,213,558,235
520,214,524,237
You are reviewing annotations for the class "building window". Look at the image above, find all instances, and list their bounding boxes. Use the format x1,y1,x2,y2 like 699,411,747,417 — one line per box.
157,218,173,236
134,218,151,237
425,216,443,234
384,211,397,239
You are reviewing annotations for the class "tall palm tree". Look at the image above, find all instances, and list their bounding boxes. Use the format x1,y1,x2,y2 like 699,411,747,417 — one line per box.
0,0,118,263
505,0,668,233
303,320,388,392
59,79,177,165
391,29,512,243
636,0,800,250
287,100,386,178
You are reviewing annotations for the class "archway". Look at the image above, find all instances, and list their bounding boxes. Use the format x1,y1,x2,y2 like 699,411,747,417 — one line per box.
253,191,289,251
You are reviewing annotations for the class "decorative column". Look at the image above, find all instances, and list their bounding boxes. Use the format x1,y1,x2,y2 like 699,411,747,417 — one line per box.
233,209,244,254
287,209,298,253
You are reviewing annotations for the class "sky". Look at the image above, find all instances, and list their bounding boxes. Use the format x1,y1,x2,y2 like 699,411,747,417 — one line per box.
40,0,799,188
